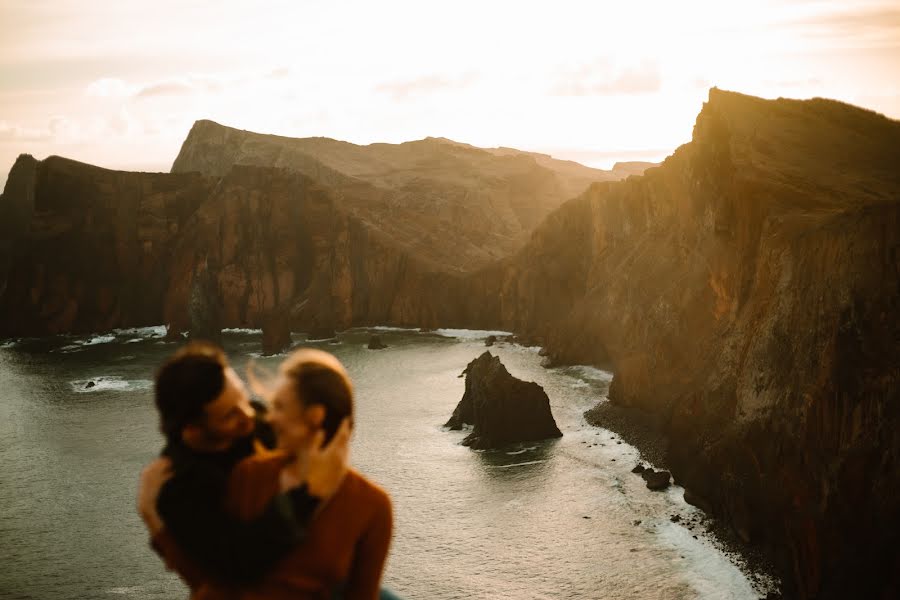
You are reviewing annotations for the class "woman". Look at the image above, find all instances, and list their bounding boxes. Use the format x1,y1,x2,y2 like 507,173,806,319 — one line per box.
217,348,393,600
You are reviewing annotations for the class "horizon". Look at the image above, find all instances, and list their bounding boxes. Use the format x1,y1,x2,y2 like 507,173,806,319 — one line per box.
2,0,899,189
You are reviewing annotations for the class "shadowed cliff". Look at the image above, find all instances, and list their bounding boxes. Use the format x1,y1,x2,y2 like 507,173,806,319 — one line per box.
460,89,900,599
171,122,645,272
0,158,460,336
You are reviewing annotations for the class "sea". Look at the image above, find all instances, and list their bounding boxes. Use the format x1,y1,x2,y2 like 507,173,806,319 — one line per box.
0,327,777,599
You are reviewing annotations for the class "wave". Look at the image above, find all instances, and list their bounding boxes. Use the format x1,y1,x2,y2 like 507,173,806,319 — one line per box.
70,376,153,393
112,325,167,339
487,460,547,469
566,365,614,383
433,328,513,340
222,328,263,334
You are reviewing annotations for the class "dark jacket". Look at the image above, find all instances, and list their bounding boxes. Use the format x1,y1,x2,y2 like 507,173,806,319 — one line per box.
155,418,319,584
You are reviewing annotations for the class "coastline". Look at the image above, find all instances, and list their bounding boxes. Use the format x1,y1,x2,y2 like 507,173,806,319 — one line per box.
584,398,784,599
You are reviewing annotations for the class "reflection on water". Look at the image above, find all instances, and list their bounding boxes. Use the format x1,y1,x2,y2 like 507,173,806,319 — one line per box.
0,328,773,600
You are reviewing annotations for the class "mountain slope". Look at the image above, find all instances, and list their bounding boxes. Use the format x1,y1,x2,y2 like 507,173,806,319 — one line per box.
461,89,900,599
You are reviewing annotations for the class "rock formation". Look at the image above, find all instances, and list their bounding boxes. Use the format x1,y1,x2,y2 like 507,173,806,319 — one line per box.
170,121,647,272
261,309,292,355
445,352,562,449
0,158,463,336
459,89,900,599
187,258,222,344
367,334,387,350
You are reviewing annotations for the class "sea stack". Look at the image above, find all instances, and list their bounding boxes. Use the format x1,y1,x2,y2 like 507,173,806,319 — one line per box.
445,352,562,450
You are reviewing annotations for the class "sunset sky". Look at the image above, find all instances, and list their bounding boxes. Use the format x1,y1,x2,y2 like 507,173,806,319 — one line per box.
2,0,899,187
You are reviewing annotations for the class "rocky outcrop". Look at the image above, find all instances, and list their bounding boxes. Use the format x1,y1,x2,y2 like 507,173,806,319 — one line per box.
187,258,223,344
0,155,211,335
460,89,900,599
261,310,292,355
0,159,465,337
171,121,632,272
445,352,562,449
367,335,387,350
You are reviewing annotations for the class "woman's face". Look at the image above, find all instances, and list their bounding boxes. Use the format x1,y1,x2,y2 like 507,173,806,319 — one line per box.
265,377,323,453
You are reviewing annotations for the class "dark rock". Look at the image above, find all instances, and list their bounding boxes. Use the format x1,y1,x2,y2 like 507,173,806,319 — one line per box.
84,381,95,389
485,335,496,347
444,351,562,449
164,325,185,342
642,469,671,491
367,334,387,350
187,258,222,345
683,488,713,513
307,327,336,341
670,515,681,523
632,463,646,473
261,310,292,356
633,520,642,526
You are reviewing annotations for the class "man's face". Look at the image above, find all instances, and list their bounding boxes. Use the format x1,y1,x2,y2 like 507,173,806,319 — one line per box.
190,368,256,450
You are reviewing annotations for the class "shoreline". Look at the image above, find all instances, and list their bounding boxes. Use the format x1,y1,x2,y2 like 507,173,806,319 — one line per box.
584,399,784,599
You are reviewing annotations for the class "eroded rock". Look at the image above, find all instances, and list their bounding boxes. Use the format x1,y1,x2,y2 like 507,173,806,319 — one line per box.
445,351,562,450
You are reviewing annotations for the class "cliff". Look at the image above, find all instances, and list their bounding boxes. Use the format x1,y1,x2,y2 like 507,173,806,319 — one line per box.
0,159,460,336
462,89,900,599
170,121,638,271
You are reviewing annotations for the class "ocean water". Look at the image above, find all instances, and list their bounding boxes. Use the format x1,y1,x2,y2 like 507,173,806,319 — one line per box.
0,328,775,599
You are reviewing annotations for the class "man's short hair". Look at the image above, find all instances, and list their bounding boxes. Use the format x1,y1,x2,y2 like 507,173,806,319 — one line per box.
280,348,354,444
154,342,228,442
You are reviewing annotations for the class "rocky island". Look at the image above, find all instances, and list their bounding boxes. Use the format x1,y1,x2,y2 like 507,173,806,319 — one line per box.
445,351,562,449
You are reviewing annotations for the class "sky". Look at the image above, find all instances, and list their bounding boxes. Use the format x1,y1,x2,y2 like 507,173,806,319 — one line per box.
2,0,899,188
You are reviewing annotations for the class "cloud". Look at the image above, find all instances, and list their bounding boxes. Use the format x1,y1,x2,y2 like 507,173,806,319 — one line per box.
136,76,223,99
0,120,54,142
552,60,661,96
375,73,477,100
85,78,137,99
772,4,900,46
85,75,227,101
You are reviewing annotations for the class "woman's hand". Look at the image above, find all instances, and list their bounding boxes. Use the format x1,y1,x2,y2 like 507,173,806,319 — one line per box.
305,419,352,500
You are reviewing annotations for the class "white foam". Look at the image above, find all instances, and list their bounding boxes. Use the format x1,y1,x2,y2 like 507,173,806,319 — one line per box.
505,448,530,455
112,325,167,338
655,520,776,599
80,334,116,346
568,365,614,383
1,339,18,349
433,328,512,340
107,586,143,595
71,376,152,393
222,328,263,334
368,326,422,332
488,460,547,469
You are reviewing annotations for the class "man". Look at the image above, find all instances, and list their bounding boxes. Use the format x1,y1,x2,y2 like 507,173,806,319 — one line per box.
137,342,351,589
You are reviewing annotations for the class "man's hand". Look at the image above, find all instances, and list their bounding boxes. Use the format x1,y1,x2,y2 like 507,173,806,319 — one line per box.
281,419,351,500
137,457,173,535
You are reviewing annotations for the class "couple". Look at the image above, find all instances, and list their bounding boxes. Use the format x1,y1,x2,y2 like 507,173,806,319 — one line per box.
137,342,395,600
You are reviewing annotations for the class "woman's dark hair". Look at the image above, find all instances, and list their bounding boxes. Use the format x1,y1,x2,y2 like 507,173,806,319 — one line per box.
280,349,353,443
154,342,227,442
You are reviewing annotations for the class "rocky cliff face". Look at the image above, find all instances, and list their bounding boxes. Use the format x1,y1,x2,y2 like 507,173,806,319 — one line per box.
0,155,211,335
0,159,461,336
170,121,638,272
462,89,900,599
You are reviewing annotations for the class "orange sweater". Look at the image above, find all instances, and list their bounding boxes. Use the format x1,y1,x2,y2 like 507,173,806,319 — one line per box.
191,452,393,600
